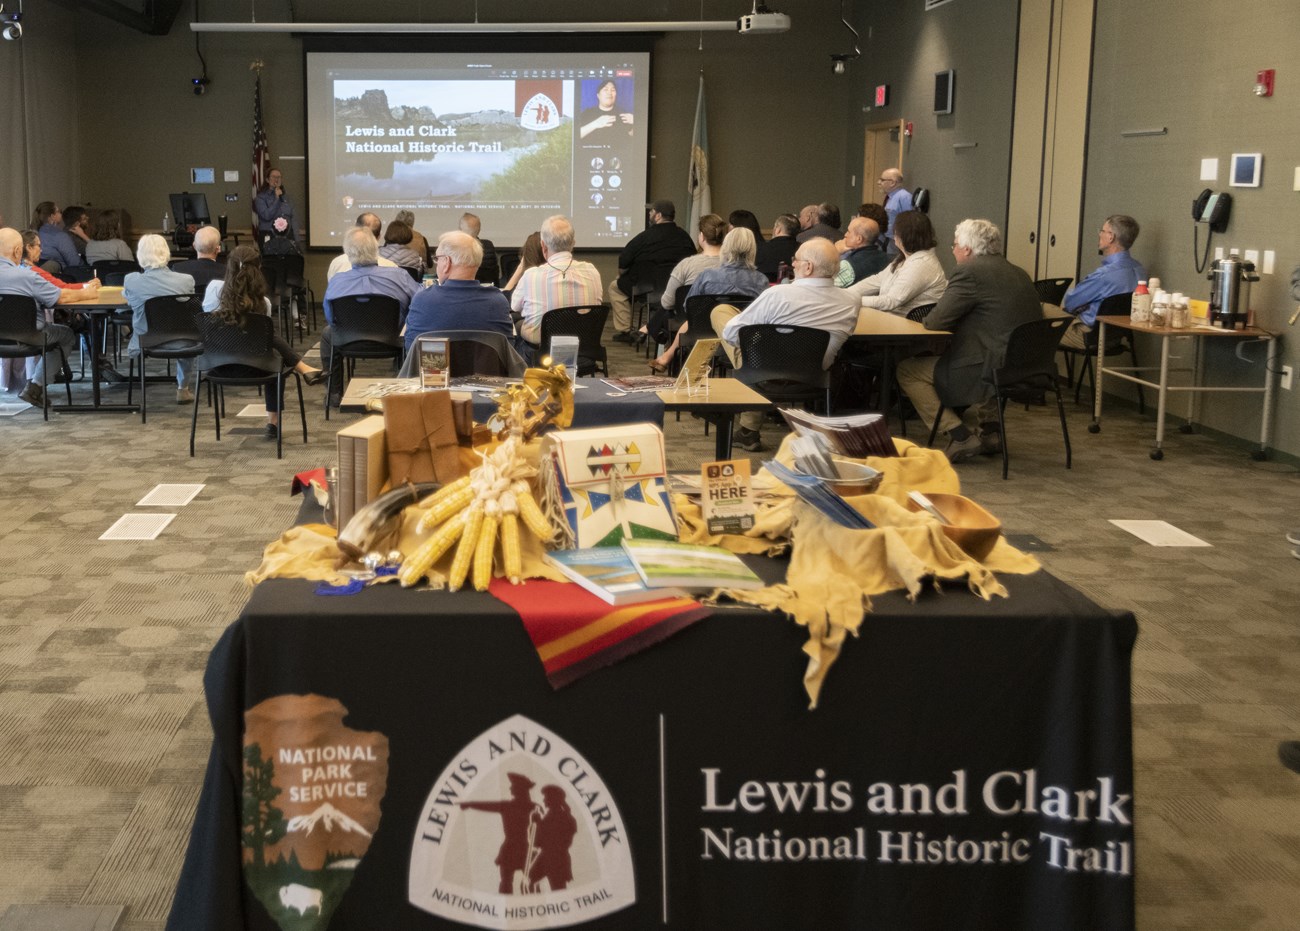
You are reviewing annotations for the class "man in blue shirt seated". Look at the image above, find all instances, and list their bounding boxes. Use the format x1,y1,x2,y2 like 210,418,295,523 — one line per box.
403,231,514,356
0,227,90,408
31,202,82,273
1058,215,1146,350
321,228,420,403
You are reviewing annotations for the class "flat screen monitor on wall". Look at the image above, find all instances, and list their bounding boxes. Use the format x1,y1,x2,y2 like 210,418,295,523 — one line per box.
304,48,652,251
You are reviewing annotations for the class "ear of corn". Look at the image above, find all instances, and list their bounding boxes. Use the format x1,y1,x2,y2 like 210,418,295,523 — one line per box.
500,513,522,584
417,475,471,512
398,511,466,587
417,483,476,533
472,513,499,591
513,482,553,542
448,505,485,592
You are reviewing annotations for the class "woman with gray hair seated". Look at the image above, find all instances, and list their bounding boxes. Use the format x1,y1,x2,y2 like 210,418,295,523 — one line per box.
122,233,198,403
648,226,768,373
394,210,430,267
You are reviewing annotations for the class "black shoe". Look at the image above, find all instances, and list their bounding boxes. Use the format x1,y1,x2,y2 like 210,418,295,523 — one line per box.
96,361,128,383
264,423,280,440
979,430,1003,456
1280,741,1300,775
611,331,635,344
733,427,762,452
327,394,343,409
18,382,44,408
302,369,329,386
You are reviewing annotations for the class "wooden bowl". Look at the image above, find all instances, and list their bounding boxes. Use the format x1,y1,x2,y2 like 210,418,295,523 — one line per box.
906,492,1002,561
828,458,884,496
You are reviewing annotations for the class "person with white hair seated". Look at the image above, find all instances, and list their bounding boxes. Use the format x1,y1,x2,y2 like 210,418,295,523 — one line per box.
123,233,197,403
403,231,513,355
320,227,420,404
172,226,226,294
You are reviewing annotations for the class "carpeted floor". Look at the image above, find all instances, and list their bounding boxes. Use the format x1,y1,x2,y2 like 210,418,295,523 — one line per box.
0,316,1297,930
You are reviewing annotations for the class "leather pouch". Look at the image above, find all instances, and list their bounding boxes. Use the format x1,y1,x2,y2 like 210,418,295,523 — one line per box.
383,390,464,486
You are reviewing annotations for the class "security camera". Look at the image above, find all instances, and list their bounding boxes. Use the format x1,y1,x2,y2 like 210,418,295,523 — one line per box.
832,59,846,76
192,76,210,96
1,12,21,41
831,54,851,75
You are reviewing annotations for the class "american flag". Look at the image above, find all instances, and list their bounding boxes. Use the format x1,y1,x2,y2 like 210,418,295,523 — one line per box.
251,71,270,233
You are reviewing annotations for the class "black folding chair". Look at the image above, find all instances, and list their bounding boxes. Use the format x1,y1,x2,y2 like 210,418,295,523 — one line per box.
398,329,528,379
928,315,1073,479
129,294,204,423
0,294,73,420
539,304,610,377
734,324,834,416
674,293,753,374
323,294,404,420
191,314,306,460
1034,277,1073,306
1058,292,1144,412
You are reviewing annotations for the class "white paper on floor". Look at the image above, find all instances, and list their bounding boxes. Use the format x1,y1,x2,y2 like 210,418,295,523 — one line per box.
100,513,176,541
137,484,205,507
1109,519,1211,547
237,404,268,417
0,401,30,416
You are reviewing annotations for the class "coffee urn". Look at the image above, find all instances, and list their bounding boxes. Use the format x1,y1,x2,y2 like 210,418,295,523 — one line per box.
1207,253,1258,329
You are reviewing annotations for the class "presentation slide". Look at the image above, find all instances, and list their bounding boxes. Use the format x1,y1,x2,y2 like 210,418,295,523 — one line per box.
305,50,651,252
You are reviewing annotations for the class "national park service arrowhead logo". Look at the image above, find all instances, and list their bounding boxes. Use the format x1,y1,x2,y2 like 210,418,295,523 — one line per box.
520,93,561,131
409,714,635,927
241,695,388,931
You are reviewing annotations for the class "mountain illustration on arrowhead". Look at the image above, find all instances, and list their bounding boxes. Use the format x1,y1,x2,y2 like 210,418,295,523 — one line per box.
286,803,372,838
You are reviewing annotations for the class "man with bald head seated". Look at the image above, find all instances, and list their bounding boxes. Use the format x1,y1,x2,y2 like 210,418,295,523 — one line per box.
403,231,513,355
711,238,860,451
796,202,843,243
839,216,890,283
327,212,399,280
0,227,93,407
172,226,226,294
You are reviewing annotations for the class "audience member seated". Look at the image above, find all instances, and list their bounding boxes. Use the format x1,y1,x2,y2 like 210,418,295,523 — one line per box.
394,210,430,268
31,202,81,273
20,229,93,293
1058,214,1145,350
502,231,545,294
327,213,398,280
727,209,764,241
895,218,1042,463
459,212,500,285
845,210,948,315
321,228,420,403
837,216,891,285
206,246,327,438
62,206,91,256
84,209,135,265
403,231,514,355
640,213,726,344
379,220,426,274
172,226,226,294
608,200,695,342
712,238,859,451
124,234,197,403
649,226,769,374
511,215,603,349
0,227,93,408
796,202,842,243
755,213,800,281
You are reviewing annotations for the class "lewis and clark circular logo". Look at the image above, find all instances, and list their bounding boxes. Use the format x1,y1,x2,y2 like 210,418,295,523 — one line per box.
409,714,635,928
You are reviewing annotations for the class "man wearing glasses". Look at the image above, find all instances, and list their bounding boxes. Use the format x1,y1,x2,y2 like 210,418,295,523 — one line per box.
1058,215,1145,350
711,238,860,451
403,231,513,355
878,168,914,253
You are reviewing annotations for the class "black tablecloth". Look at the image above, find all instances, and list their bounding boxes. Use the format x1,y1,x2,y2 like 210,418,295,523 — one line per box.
470,377,664,429
168,564,1136,930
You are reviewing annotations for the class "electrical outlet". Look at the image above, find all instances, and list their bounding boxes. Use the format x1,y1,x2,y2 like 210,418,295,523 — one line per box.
1283,365,1294,391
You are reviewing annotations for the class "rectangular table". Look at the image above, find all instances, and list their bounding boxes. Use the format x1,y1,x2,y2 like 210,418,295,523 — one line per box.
656,378,773,459
168,566,1136,931
55,288,139,414
338,376,666,429
1090,316,1278,459
844,308,951,425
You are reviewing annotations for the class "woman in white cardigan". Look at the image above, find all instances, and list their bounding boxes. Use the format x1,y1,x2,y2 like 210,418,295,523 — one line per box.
846,210,947,316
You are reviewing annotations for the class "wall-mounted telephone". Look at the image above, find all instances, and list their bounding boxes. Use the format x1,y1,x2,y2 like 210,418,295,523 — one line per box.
1193,188,1232,233
1192,188,1233,273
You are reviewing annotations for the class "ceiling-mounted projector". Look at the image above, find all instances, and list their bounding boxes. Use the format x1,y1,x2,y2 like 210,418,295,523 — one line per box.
738,3,790,34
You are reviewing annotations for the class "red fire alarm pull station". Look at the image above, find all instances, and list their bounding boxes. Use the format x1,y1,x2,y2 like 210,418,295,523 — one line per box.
1254,69,1275,97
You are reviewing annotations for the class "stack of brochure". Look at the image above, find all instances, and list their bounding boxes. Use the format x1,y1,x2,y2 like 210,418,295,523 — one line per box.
763,460,875,530
778,408,897,458
600,375,677,393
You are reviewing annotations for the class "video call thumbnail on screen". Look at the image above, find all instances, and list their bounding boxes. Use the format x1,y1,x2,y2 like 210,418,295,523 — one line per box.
306,50,651,249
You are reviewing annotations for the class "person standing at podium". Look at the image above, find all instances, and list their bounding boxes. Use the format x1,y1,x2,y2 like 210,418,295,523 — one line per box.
253,168,300,249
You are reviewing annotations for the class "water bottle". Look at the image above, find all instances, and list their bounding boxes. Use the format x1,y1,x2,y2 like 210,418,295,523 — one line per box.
162,212,171,233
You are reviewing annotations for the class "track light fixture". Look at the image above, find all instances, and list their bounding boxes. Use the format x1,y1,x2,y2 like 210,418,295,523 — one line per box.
1,2,23,41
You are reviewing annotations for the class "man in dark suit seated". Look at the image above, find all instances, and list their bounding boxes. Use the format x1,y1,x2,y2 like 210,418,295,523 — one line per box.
460,213,500,285
171,226,226,295
896,218,1043,462
608,200,696,342
755,213,800,281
